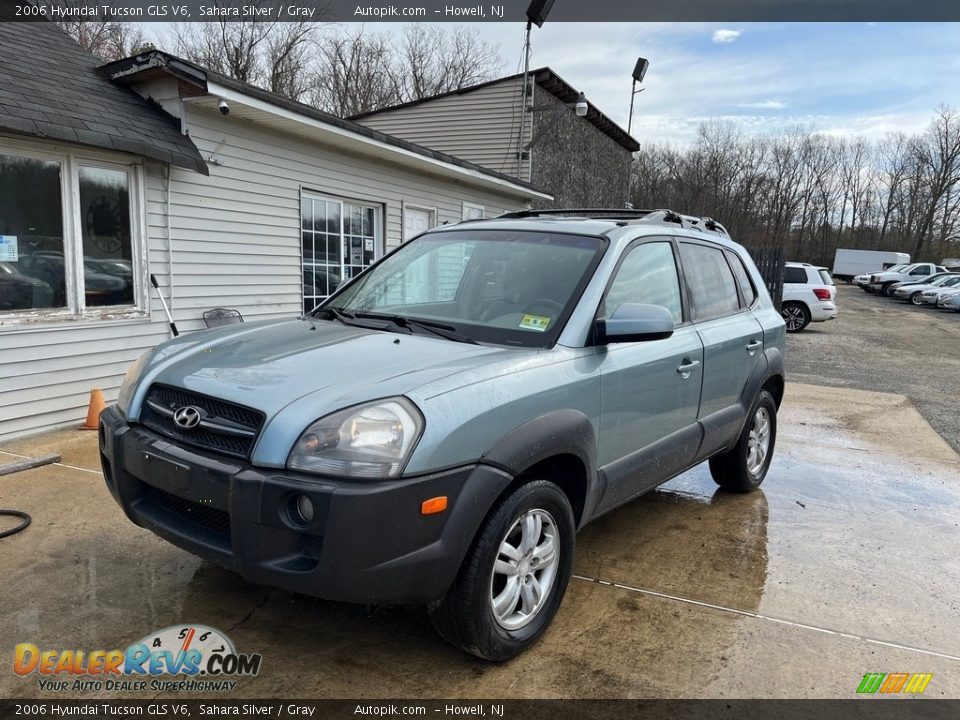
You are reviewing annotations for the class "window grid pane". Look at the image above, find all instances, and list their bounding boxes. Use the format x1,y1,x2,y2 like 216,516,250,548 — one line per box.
301,194,379,309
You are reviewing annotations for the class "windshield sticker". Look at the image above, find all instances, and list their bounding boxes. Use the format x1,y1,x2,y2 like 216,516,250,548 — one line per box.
519,314,551,332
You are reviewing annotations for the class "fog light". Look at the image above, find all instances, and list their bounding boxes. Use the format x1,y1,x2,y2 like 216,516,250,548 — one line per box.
289,493,314,526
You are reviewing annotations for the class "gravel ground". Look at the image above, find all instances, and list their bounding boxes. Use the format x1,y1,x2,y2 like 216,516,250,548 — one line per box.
785,283,960,453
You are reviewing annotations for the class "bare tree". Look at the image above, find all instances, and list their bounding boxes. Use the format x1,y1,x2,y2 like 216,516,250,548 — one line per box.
396,26,502,100
308,27,402,117
53,3,150,61
630,109,960,266
308,25,502,116
170,3,321,101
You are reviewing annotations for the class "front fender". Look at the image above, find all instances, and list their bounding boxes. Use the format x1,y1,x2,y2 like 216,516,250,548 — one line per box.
480,408,597,478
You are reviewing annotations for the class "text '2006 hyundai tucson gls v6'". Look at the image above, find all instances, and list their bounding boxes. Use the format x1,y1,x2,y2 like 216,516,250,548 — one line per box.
100,209,786,661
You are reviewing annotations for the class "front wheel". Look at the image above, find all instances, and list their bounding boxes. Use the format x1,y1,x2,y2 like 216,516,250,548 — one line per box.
781,302,810,332
428,480,575,661
910,292,923,306
881,282,896,297
710,390,778,492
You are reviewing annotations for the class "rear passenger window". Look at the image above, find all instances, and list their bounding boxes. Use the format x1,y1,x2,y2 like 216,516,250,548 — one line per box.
727,251,758,306
605,241,683,324
679,243,740,321
784,267,807,284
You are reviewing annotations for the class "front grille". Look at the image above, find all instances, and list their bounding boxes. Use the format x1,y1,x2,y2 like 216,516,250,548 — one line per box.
146,485,231,539
140,384,264,459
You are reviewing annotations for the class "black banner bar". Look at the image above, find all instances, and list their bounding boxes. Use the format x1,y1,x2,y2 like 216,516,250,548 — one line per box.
2,0,960,22
1,700,959,720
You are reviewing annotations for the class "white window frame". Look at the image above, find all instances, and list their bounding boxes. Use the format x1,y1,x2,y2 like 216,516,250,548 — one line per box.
401,202,438,243
462,201,486,221
0,136,148,329
300,190,384,312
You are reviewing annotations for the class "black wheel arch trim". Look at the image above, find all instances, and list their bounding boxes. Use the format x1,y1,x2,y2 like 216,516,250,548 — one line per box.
737,346,784,437
479,409,599,523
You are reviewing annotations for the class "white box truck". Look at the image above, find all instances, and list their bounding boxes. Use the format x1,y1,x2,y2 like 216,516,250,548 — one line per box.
832,249,910,282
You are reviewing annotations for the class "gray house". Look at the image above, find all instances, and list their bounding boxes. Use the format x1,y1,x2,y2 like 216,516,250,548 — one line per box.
351,68,639,208
0,23,549,441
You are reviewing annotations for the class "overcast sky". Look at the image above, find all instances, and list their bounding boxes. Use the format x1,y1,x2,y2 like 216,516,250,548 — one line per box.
486,22,960,146
148,22,960,146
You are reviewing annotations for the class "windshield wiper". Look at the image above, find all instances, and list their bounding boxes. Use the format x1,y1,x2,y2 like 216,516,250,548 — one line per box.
352,312,479,345
314,306,390,330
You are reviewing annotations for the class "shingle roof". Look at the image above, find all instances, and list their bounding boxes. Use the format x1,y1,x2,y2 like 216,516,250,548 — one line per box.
101,50,547,196
350,67,640,153
0,22,207,174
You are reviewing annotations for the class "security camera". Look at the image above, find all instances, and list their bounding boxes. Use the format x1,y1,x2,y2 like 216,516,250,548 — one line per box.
218,100,229,116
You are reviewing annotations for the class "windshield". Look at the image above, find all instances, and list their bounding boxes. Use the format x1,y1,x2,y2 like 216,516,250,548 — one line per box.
320,229,607,347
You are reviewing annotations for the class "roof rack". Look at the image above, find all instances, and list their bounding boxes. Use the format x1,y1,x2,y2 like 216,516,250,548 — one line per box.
494,208,729,235
496,208,656,220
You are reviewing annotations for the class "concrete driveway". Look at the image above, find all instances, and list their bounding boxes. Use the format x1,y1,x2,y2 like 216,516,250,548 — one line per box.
1,383,958,699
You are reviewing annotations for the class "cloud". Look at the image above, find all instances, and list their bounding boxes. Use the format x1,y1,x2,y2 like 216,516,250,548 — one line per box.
712,29,742,44
737,100,787,110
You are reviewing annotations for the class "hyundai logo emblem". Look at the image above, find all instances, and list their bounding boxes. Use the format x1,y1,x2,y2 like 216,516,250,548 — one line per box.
173,405,203,430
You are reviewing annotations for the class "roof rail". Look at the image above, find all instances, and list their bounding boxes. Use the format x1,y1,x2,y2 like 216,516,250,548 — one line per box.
497,208,659,220
493,208,729,235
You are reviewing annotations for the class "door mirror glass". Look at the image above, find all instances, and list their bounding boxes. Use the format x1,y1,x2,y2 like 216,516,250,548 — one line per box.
599,303,675,343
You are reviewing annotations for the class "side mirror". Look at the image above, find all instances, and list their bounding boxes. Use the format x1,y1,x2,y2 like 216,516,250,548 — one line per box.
597,303,675,343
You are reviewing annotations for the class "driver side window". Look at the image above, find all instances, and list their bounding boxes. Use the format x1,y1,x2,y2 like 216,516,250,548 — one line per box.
605,241,683,324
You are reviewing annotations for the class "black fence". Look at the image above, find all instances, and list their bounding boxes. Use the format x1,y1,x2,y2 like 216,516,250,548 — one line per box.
745,246,785,311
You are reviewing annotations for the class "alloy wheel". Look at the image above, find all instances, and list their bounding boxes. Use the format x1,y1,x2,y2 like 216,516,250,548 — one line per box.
781,306,805,331
746,406,772,476
489,509,560,631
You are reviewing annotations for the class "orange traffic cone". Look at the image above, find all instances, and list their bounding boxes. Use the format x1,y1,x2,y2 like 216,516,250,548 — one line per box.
80,388,105,430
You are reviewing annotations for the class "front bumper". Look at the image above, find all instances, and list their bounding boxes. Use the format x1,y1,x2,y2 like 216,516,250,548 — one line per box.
99,405,512,604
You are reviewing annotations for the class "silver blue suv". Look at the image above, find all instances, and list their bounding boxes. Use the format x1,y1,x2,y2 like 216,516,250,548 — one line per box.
99,209,786,661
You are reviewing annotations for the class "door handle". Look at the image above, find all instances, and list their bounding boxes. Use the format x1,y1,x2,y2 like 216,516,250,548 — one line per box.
746,340,762,354
677,359,700,377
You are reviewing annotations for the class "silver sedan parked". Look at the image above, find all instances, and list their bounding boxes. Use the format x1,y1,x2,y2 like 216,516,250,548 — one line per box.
934,287,960,311
894,274,960,304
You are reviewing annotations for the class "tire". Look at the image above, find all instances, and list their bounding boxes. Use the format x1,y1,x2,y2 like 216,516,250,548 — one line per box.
881,282,896,297
910,292,923,306
428,480,575,661
709,390,777,493
863,286,875,293
780,302,810,332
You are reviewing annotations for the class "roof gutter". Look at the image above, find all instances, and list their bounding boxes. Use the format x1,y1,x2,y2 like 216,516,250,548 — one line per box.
199,82,552,202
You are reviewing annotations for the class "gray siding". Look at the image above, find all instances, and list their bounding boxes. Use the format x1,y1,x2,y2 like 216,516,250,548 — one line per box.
0,107,531,441
166,104,526,329
355,77,530,180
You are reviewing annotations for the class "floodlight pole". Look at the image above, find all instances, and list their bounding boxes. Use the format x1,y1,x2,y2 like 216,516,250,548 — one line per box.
516,20,533,179
627,80,645,136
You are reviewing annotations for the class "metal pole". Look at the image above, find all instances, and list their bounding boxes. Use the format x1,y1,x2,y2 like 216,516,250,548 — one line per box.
516,20,532,178
628,78,636,135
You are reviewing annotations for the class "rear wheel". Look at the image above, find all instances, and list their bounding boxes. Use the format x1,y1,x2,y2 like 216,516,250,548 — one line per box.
710,390,777,492
781,302,810,332
428,480,575,661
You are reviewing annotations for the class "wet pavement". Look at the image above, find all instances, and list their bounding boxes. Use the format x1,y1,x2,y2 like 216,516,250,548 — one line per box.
1,382,958,699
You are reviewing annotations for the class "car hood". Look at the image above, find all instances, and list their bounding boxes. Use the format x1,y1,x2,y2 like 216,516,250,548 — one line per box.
138,318,525,420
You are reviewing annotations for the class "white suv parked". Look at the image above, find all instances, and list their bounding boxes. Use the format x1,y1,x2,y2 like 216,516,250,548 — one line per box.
781,262,837,332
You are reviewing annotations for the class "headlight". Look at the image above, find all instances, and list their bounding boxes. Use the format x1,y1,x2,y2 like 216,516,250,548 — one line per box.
287,397,424,479
117,351,151,415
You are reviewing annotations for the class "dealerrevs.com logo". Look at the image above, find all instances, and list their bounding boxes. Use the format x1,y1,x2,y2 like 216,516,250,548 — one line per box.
13,625,261,693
